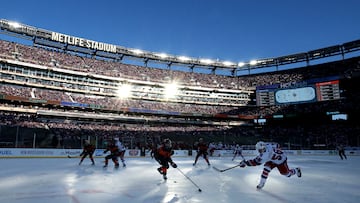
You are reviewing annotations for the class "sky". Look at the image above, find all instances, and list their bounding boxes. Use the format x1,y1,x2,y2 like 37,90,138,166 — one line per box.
1,0,360,65
0,155,359,203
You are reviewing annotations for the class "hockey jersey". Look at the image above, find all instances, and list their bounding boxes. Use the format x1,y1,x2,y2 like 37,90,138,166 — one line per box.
115,140,126,152
248,143,286,166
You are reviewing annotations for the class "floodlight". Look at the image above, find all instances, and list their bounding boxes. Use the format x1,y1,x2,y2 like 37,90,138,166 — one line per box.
178,56,191,61
249,60,257,65
164,82,178,99
222,61,235,66
156,53,168,58
8,21,21,28
116,84,132,99
238,62,245,67
200,59,213,64
131,49,143,55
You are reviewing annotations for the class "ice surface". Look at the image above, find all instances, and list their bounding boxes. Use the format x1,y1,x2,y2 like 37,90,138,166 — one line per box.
0,155,359,203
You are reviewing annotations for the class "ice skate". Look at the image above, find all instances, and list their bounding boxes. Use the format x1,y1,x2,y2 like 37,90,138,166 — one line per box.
296,167,302,177
157,167,163,175
256,183,264,189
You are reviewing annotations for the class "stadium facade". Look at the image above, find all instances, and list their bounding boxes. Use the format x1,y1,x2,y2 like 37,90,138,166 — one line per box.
0,19,359,150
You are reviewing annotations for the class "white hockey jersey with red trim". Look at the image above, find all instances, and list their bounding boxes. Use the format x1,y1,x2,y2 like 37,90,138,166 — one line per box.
255,143,287,165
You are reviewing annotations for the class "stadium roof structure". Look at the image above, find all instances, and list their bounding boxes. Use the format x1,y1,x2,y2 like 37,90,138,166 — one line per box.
1,19,360,76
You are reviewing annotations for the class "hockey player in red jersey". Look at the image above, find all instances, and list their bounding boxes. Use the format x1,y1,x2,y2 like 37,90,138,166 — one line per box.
103,141,120,168
193,138,210,166
79,140,96,165
154,138,177,180
239,141,301,189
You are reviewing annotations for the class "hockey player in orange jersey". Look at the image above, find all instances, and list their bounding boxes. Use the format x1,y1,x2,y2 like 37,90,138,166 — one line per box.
154,138,177,180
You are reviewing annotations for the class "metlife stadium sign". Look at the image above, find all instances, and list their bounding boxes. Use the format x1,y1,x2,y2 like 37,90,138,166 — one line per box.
0,19,117,54
51,32,117,53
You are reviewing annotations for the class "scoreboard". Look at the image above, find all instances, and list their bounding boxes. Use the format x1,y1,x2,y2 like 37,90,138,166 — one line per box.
315,80,340,101
256,89,276,106
256,80,341,106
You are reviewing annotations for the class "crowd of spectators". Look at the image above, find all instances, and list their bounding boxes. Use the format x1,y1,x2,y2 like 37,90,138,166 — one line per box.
0,40,245,89
1,40,357,90
1,110,359,150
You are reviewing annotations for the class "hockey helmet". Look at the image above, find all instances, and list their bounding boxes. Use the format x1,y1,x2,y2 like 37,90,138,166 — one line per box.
255,141,266,153
163,138,172,148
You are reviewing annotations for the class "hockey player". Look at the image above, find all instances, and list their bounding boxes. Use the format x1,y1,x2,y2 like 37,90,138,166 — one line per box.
336,144,347,160
239,141,301,189
193,138,210,166
148,143,157,159
154,138,177,180
209,142,216,157
232,144,243,161
79,140,96,165
103,141,120,168
114,137,126,167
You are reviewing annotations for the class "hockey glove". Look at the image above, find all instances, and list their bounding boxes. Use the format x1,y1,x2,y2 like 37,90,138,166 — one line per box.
239,160,247,168
171,162,177,168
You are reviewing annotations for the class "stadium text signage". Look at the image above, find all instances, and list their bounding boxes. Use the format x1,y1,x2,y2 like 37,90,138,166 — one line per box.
51,32,117,53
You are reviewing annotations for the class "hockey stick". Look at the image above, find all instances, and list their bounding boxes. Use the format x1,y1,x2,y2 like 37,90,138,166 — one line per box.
62,147,72,158
213,164,240,172
232,154,245,161
176,168,202,192
214,157,246,172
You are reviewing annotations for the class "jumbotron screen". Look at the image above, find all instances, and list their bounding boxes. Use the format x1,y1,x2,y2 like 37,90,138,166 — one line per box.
256,77,340,106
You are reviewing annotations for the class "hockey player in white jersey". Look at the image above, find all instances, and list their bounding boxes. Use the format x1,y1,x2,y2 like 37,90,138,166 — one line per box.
114,137,126,167
232,144,243,161
239,141,301,189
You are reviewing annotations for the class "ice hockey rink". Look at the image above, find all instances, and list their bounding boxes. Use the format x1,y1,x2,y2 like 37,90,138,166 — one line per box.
0,155,359,203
